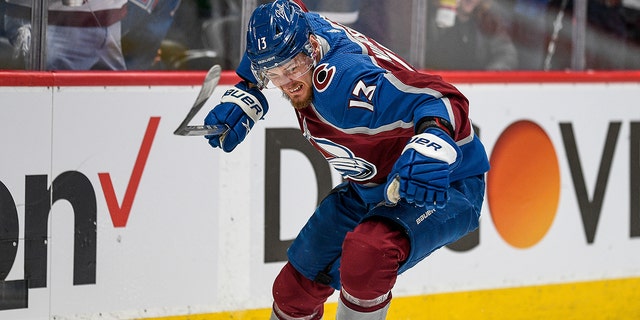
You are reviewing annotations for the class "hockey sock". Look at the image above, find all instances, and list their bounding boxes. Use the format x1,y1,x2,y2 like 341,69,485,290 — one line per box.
272,262,334,319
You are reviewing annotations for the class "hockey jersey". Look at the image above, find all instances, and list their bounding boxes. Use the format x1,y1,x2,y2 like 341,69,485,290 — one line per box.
237,10,490,202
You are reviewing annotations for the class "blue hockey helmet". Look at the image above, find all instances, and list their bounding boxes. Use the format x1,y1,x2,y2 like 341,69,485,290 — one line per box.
246,0,314,86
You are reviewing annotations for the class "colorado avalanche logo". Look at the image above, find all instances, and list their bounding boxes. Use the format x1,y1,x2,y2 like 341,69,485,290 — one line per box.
302,119,376,181
315,139,377,181
313,63,335,92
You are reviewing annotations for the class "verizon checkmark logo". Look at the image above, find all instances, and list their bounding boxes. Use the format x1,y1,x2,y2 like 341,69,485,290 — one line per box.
98,117,160,227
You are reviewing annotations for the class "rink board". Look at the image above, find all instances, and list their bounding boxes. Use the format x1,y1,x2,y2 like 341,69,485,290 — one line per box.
0,71,639,319
144,276,640,320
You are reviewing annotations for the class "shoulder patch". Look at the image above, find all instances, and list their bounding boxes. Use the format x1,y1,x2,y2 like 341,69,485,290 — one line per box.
313,63,336,92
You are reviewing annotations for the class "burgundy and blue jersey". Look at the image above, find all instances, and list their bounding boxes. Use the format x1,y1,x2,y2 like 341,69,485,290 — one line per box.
296,13,488,185
237,9,489,199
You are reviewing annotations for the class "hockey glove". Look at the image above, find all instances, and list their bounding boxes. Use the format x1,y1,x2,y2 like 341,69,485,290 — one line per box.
205,81,268,152
385,127,462,207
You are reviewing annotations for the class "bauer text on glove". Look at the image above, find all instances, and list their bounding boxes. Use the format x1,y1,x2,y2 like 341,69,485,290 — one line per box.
204,81,268,152
385,127,462,207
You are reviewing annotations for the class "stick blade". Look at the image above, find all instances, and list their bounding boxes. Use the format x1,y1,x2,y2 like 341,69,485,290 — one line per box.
174,124,229,136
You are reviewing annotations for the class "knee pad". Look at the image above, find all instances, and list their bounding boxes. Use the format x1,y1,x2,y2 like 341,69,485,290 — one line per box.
272,262,334,320
340,219,410,311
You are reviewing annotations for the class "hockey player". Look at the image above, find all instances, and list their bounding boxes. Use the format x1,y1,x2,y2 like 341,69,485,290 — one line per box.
203,0,490,319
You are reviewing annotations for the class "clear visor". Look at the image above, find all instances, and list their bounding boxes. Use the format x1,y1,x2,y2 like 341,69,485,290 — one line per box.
258,52,315,88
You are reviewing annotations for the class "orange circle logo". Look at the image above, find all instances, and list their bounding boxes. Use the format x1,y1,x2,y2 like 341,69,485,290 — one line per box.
487,120,561,248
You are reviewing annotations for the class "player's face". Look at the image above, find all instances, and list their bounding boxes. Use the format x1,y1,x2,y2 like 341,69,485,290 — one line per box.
276,56,314,109
264,52,315,109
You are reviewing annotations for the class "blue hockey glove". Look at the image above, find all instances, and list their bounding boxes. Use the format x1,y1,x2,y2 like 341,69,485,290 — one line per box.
204,81,268,152
385,127,462,207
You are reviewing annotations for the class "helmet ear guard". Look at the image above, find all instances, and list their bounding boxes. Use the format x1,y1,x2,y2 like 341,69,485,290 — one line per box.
246,0,313,88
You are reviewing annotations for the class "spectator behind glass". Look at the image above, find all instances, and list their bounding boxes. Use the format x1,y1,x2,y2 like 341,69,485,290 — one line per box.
121,0,182,70
425,0,519,70
3,0,127,70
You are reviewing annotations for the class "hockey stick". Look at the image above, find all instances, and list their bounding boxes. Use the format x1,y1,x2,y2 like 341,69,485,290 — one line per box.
173,65,229,136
